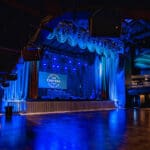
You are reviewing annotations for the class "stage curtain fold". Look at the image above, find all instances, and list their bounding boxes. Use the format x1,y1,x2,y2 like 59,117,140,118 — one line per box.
28,61,39,99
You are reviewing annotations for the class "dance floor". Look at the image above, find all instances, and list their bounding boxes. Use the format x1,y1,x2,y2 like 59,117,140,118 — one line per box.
0,109,150,150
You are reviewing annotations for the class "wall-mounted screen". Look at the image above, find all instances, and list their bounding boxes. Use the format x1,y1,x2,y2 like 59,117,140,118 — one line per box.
134,48,150,69
39,72,67,89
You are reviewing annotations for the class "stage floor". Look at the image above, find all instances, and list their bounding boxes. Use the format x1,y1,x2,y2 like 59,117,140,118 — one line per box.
0,109,150,150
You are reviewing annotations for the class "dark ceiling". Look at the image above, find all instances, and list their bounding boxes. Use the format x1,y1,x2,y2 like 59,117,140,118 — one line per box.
1,0,150,50
0,0,150,76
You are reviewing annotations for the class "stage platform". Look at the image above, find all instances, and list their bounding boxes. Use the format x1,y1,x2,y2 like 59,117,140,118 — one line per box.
24,100,116,114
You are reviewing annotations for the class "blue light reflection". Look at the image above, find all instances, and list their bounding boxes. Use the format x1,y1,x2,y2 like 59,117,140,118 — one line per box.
0,110,128,150
32,110,127,150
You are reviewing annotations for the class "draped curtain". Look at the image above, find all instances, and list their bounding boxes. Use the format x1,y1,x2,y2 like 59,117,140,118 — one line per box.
94,55,102,99
108,53,119,101
3,62,29,101
2,61,29,112
28,61,39,99
94,51,118,101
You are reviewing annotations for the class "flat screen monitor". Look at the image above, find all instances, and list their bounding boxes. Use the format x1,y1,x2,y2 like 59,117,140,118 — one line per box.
39,71,67,89
134,48,150,69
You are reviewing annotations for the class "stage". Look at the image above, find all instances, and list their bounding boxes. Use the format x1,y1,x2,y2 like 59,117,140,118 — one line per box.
1,12,125,113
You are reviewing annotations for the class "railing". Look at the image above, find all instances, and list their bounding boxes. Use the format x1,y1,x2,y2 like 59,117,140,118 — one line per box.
128,83,150,89
26,101,115,113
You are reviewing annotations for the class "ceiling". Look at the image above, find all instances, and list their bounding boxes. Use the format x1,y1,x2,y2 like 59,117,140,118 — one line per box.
0,0,150,77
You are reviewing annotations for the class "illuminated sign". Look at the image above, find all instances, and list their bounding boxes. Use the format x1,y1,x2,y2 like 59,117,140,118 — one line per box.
39,72,67,89
47,74,61,88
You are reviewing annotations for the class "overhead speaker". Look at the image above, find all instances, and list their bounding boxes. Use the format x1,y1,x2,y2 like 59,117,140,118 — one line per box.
90,8,122,37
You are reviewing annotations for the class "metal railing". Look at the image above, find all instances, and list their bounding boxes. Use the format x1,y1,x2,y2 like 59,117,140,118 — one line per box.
26,101,115,113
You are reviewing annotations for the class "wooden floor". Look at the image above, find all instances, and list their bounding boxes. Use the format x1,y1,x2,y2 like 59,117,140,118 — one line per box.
0,109,150,150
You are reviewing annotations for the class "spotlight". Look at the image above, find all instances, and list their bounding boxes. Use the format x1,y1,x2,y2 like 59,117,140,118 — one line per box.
84,63,88,67
64,66,68,70
43,63,47,66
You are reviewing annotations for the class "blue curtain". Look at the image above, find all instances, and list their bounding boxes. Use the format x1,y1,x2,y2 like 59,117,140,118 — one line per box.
2,61,30,112
94,55,102,99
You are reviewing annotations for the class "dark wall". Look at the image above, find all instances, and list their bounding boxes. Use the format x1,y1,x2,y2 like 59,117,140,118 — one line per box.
0,2,40,50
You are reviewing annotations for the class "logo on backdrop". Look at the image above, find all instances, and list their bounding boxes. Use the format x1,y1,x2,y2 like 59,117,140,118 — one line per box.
46,74,61,88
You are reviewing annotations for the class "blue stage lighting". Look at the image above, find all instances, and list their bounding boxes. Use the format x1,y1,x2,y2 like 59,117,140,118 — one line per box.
78,62,81,65
64,66,68,70
124,18,133,23
43,63,47,66
84,63,88,67
53,57,57,60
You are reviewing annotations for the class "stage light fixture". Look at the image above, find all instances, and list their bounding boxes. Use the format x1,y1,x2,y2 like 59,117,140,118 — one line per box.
84,63,88,67
73,68,76,71
64,67,68,70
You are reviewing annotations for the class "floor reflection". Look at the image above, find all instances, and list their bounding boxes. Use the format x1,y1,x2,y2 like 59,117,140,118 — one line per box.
0,109,150,150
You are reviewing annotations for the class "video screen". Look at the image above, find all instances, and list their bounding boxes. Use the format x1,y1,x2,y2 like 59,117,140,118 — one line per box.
39,71,67,89
134,48,150,69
